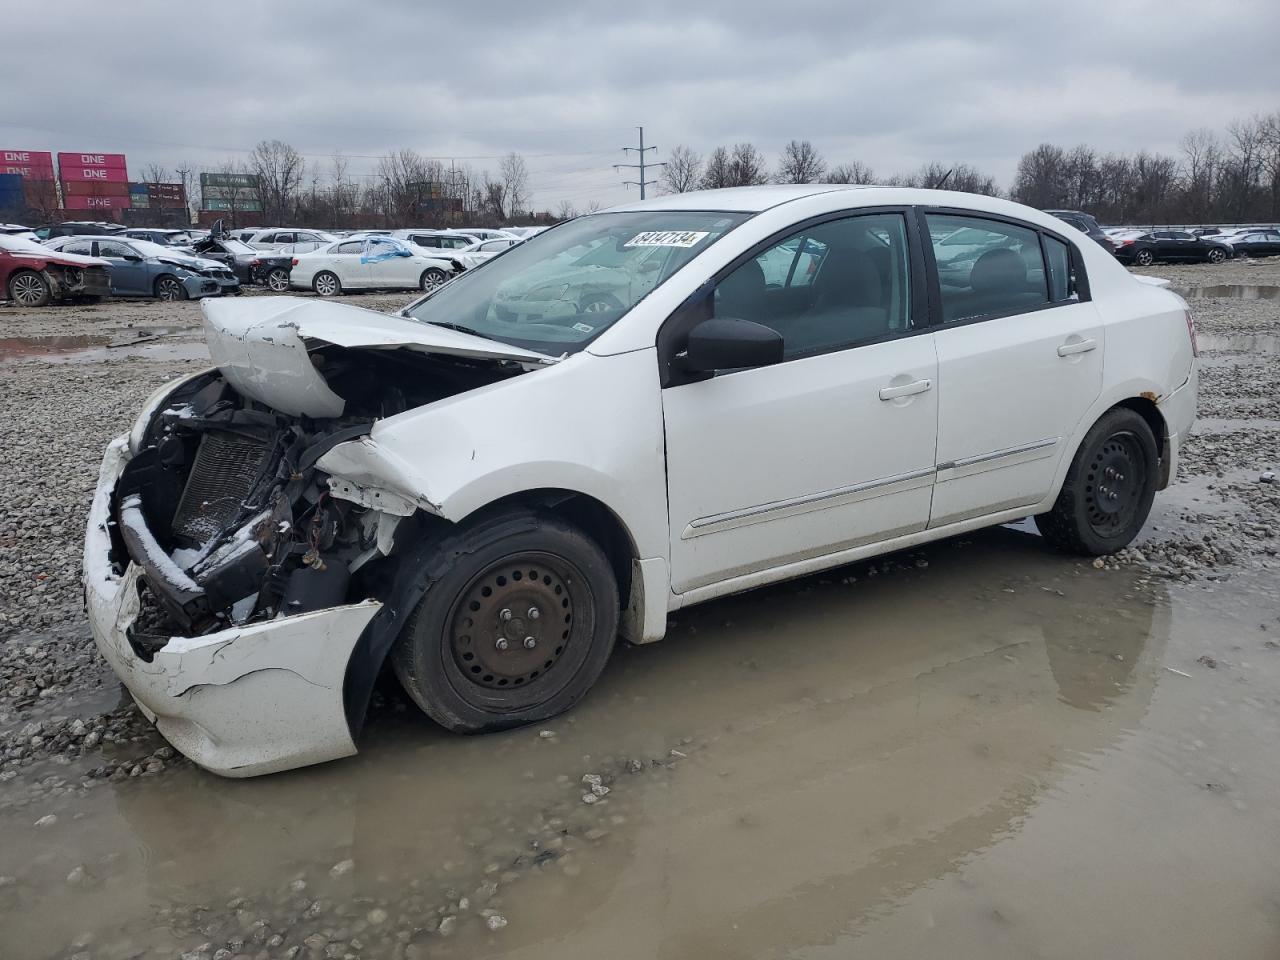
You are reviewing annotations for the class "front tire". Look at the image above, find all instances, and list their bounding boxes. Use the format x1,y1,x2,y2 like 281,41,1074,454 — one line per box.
1133,249,1154,266
313,271,341,297
1035,408,1159,556
392,510,619,733
154,275,187,301
8,270,51,307
1206,247,1226,264
266,268,290,292
420,267,447,291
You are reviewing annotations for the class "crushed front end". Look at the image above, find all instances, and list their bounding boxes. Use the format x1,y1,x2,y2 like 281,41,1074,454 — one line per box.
83,298,536,776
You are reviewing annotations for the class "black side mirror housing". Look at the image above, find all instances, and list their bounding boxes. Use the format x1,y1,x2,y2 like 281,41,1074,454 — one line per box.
684,318,784,373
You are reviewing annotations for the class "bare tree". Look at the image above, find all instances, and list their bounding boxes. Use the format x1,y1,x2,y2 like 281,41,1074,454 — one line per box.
480,173,509,221
827,161,876,184
586,199,603,213
775,139,826,184
730,142,769,186
140,162,170,184
662,145,702,193
173,163,196,222
250,139,305,224
700,146,734,189
554,199,578,220
499,152,529,219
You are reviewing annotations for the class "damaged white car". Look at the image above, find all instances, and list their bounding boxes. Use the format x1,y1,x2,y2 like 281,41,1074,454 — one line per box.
85,186,1197,776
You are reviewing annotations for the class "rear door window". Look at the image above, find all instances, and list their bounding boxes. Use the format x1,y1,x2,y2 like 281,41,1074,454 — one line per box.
1042,235,1075,302
926,214,1049,323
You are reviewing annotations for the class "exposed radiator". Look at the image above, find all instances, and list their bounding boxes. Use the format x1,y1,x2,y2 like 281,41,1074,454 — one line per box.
171,431,273,544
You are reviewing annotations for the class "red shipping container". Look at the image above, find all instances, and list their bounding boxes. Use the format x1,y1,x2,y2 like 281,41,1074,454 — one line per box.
60,164,129,183
63,194,132,211
58,152,127,171
62,180,131,197
24,179,58,204
1,150,55,179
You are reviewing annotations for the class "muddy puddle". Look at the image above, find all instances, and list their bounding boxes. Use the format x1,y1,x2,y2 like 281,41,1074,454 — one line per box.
3,527,1279,959
0,329,207,364
1180,284,1280,301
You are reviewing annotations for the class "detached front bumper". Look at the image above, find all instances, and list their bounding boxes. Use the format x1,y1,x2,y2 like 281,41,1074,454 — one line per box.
181,274,221,298
83,437,382,777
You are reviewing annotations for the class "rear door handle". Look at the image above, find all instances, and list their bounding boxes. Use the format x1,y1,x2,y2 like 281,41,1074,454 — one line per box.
1057,338,1097,357
879,378,932,401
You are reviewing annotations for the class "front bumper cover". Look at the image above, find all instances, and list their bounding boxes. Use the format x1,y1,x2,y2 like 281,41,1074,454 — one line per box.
84,437,382,777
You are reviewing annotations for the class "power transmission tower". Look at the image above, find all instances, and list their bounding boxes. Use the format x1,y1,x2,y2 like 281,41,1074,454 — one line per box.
614,126,664,199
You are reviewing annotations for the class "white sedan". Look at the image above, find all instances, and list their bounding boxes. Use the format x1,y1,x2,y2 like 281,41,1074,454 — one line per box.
289,236,461,296
454,236,521,270
84,185,1196,776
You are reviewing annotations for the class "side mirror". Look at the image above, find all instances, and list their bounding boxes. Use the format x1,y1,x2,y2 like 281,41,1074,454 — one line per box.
684,318,783,373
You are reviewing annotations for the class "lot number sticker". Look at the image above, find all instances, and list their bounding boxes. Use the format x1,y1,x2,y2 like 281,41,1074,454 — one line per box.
625,231,710,248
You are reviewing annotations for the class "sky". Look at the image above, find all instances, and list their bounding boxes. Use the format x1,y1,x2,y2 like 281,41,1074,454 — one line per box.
3,0,1278,211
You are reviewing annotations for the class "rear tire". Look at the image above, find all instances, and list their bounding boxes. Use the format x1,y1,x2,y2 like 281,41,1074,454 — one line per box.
420,267,447,291
1035,408,1159,556
8,270,51,307
1206,247,1226,264
313,271,341,297
1134,249,1154,266
392,509,619,733
266,268,290,292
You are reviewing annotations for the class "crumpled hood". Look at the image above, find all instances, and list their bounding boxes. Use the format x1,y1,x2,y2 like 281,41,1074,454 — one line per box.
201,296,555,417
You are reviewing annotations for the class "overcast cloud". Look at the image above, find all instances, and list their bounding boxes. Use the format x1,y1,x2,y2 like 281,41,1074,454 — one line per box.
3,0,1278,209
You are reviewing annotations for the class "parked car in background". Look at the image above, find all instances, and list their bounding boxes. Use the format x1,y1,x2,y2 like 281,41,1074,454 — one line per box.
456,227,521,241
0,223,39,242
1223,228,1280,258
1044,210,1115,253
289,235,461,296
121,228,196,250
390,229,479,251
454,236,521,270
246,228,337,253
45,235,240,299
1112,230,1232,265
1,232,111,306
86,185,1197,776
498,226,549,239
38,221,127,239
190,235,295,290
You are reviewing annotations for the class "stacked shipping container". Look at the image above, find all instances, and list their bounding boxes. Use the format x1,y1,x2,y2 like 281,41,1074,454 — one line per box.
58,152,130,212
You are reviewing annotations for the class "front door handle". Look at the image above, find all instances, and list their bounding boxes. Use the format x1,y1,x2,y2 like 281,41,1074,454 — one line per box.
879,378,932,401
1057,338,1097,357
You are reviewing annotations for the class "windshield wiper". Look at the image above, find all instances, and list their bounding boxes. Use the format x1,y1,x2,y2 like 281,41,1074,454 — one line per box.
420,320,485,338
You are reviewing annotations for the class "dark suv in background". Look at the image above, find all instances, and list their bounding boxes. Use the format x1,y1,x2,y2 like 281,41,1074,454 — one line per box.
1044,209,1115,253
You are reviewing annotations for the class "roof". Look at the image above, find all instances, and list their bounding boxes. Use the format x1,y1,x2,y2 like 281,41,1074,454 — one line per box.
601,184,1045,218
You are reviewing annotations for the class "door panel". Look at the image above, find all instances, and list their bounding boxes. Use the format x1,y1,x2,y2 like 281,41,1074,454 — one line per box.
930,301,1103,527
664,336,938,593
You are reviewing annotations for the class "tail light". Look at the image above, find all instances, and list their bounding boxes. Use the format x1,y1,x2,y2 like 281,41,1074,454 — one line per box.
291,257,299,266
1184,308,1198,357
1118,239,1134,247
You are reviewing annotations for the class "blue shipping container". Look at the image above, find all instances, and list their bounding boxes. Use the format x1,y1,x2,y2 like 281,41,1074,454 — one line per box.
0,172,23,204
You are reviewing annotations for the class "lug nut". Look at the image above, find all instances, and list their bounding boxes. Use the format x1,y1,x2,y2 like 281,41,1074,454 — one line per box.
527,606,540,620
495,638,510,651
523,636,537,649
500,608,513,621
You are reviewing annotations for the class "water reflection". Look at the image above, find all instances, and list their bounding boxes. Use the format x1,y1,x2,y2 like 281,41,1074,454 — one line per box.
0,529,1172,959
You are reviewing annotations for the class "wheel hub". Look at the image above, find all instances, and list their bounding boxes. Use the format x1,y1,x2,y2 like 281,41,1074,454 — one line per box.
1085,434,1141,534
450,554,573,689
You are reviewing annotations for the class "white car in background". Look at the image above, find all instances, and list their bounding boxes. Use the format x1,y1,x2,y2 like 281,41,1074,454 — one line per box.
289,235,460,296
247,228,337,253
459,227,522,242
85,185,1197,776
389,229,479,252
454,236,521,270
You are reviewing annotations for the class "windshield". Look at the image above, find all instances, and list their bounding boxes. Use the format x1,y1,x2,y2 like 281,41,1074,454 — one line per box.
403,210,748,353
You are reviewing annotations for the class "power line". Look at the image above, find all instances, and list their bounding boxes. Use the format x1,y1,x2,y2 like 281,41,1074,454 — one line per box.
613,126,664,200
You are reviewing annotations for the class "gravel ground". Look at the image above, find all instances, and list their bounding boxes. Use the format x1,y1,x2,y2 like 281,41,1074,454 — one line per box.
0,261,1278,957
1,264,1278,776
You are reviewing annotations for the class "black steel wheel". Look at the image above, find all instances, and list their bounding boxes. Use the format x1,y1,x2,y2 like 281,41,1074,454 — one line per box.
392,510,618,732
1134,249,1154,266
1035,407,1159,556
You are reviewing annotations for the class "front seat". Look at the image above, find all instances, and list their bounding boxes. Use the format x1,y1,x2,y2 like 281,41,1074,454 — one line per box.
784,248,887,352
715,257,769,325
